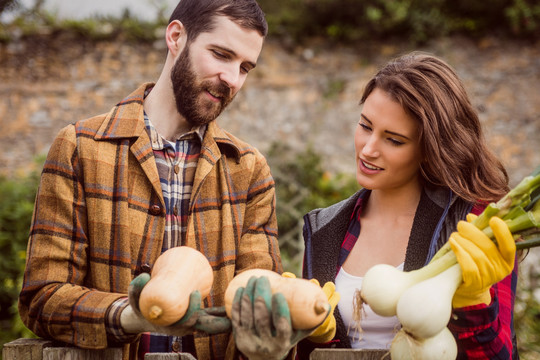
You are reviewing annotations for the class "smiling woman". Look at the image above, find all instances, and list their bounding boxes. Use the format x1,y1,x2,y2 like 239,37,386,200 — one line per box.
297,52,518,360
354,87,423,196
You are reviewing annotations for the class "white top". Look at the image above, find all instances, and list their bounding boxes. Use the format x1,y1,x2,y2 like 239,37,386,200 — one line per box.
335,264,404,349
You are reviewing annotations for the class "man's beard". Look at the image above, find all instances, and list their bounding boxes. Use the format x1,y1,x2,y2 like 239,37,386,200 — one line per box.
170,46,234,127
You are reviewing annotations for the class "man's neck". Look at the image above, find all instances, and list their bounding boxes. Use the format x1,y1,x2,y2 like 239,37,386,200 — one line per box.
143,79,191,141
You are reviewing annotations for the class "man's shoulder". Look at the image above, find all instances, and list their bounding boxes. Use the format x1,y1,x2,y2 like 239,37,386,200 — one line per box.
73,112,110,132
207,122,265,162
69,83,151,137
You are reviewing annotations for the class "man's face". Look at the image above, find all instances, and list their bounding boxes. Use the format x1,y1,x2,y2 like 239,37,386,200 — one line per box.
171,16,264,126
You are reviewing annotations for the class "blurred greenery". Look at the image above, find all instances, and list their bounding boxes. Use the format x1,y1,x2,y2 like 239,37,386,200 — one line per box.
0,0,539,44
267,142,359,272
0,160,41,352
257,0,540,43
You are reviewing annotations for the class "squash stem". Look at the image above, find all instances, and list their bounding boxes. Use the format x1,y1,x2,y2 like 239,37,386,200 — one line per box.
149,305,163,320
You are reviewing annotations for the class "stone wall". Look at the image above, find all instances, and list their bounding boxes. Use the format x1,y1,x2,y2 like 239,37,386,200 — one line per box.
1,34,539,186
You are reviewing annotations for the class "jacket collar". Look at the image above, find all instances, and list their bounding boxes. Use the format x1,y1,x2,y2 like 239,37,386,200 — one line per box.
94,83,242,162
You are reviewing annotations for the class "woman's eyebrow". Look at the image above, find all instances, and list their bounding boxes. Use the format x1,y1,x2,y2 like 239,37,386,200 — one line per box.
361,114,411,140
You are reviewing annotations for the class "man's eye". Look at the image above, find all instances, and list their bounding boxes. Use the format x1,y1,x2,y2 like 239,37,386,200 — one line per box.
213,50,227,59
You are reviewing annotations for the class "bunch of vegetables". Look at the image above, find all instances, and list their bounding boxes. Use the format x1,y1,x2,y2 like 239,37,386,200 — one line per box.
359,166,540,359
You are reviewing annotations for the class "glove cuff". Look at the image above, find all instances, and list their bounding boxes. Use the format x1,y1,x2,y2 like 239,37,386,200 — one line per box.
452,288,491,308
120,305,148,334
306,318,336,343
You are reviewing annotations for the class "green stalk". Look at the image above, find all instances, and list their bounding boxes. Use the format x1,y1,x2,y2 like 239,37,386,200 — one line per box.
470,168,540,249
516,235,540,250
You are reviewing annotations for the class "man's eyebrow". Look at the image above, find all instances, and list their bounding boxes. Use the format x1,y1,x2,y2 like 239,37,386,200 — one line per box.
361,114,411,140
213,45,257,70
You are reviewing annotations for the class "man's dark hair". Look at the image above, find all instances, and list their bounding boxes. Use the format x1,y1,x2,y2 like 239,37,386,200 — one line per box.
168,0,267,42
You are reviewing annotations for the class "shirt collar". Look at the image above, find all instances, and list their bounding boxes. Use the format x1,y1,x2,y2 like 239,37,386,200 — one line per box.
143,111,206,151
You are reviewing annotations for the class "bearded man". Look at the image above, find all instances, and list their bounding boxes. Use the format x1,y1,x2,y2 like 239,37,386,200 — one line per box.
18,1,295,359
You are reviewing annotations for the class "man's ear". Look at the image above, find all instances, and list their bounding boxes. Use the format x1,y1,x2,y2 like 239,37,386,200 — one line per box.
166,20,187,57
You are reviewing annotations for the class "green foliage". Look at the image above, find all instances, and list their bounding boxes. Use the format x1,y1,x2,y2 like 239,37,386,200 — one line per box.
266,142,358,272
2,0,539,44
505,0,540,36
0,3,166,43
0,0,18,15
258,0,540,44
514,252,540,357
0,163,42,349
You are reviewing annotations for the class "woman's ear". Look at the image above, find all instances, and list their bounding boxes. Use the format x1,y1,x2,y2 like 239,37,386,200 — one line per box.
165,20,187,58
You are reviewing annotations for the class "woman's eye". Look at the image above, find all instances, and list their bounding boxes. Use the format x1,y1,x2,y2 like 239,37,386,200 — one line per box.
359,123,372,131
388,138,405,146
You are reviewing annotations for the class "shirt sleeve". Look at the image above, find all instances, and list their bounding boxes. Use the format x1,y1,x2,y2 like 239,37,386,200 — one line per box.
448,258,518,359
18,124,127,348
105,297,140,343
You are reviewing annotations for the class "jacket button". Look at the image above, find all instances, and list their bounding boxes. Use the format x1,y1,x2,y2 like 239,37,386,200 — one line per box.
172,341,181,352
141,263,152,273
149,204,161,215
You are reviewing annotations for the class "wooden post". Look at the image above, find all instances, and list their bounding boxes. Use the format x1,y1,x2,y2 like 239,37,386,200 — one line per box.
2,338,123,360
310,348,390,360
2,338,53,360
42,346,123,360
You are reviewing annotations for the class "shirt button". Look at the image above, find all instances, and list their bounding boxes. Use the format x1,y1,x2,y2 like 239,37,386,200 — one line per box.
174,164,180,174
173,205,178,216
150,204,161,215
172,341,181,352
141,263,152,273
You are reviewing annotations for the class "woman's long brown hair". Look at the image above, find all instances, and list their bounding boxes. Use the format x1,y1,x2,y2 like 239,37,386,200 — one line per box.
361,52,509,203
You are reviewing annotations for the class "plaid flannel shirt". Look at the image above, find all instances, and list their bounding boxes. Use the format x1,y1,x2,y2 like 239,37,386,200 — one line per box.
339,195,518,359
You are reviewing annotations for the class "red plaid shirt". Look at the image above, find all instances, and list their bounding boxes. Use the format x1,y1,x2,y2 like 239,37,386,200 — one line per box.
340,196,518,359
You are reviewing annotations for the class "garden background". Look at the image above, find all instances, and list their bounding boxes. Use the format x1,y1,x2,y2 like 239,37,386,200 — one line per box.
0,0,539,358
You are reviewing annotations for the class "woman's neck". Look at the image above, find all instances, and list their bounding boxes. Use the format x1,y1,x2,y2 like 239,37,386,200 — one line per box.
364,183,423,220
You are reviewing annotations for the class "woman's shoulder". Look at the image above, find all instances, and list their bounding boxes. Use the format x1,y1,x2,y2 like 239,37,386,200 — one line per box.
304,189,366,230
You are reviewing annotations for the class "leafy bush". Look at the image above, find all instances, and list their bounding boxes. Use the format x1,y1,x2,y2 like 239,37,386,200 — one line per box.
266,142,358,272
257,0,540,43
0,162,42,349
515,251,540,358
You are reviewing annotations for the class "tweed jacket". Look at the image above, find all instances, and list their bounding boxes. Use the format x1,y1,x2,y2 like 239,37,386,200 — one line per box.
19,83,283,360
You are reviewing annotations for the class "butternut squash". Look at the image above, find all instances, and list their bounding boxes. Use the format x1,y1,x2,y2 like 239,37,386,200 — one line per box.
138,246,214,326
224,269,329,330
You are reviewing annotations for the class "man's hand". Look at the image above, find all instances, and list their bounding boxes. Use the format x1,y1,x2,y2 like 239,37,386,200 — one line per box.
231,275,330,360
450,215,516,308
120,273,231,336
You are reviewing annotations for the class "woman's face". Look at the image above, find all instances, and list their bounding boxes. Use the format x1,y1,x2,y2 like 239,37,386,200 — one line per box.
354,88,423,192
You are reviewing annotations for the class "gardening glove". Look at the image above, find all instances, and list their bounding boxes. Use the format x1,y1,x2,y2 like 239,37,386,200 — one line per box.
450,215,516,308
231,275,330,360
120,273,231,336
281,272,339,343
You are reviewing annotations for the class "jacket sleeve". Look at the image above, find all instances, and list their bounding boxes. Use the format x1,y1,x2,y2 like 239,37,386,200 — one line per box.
235,150,283,274
18,124,125,349
448,258,518,359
